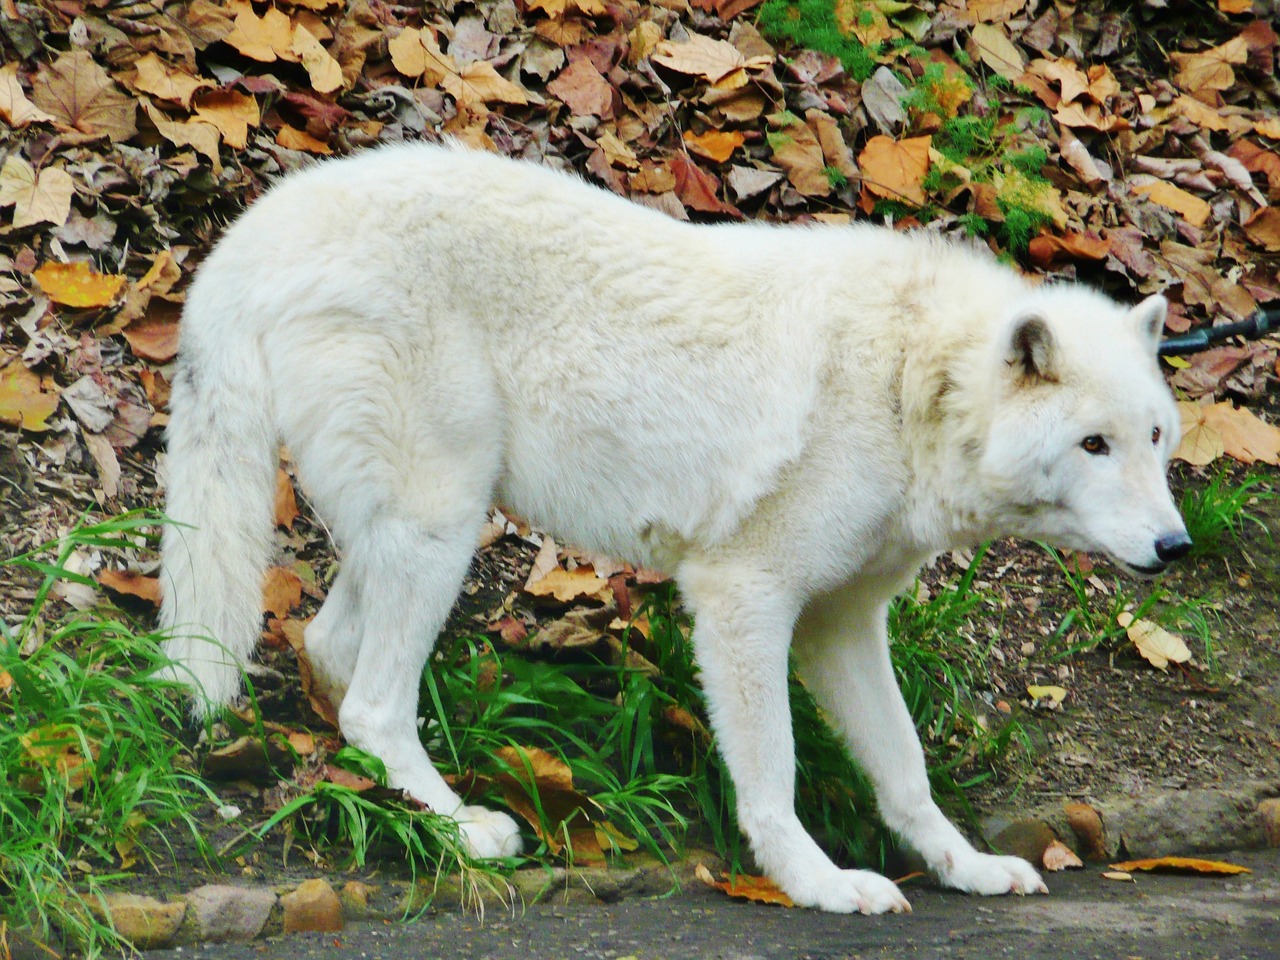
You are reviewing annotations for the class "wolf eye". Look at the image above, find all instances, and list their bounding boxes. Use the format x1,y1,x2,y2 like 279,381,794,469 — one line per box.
1152,426,1161,445
1081,435,1109,455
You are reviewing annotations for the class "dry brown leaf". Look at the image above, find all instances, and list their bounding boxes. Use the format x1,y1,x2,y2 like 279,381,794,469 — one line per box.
1064,801,1107,860
122,317,181,362
1174,400,1225,466
98,569,162,607
0,361,61,431
33,50,137,142
0,62,56,127
1043,839,1083,871
389,27,457,84
130,52,212,108
20,724,99,792
1242,207,1280,251
225,7,297,63
143,102,222,173
193,90,260,150
547,58,613,118
1218,0,1252,11
652,34,770,89
1028,231,1110,267
523,565,611,603
769,120,831,197
1102,870,1133,881
1116,611,1192,670
1133,180,1211,227
277,124,332,154
858,134,931,206
1170,35,1248,103
1201,400,1280,465
1110,857,1251,875
968,23,1025,81
695,863,796,907
526,0,608,17
494,744,604,861
33,261,126,308
684,129,745,164
630,161,676,193
262,566,304,618
966,0,1027,22
0,157,73,230
275,468,299,529
1170,94,1230,132
442,61,530,107
292,23,344,93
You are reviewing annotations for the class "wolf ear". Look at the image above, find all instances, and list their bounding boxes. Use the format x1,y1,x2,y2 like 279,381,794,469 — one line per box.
1129,294,1167,353
1006,312,1057,384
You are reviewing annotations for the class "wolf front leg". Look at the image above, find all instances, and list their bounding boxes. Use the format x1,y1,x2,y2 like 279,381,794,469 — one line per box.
677,560,911,914
793,589,1048,897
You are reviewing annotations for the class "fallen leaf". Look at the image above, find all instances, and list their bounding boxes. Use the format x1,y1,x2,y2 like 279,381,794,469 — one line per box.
32,50,137,142
262,566,304,618
98,569,162,607
1174,400,1225,466
966,0,1027,23
32,261,126,308
1064,801,1107,860
130,52,212,108
1027,684,1067,703
275,468,299,528
968,23,1025,81
442,61,530,107
769,120,831,197
1109,857,1251,875
1028,231,1110,267
547,58,614,118
0,361,61,431
684,129,745,164
1242,207,1280,251
292,24,344,94
19,723,100,793
494,744,604,861
1170,35,1248,104
652,34,770,89
122,317,181,362
0,157,74,230
277,124,331,154
224,7,297,63
1101,870,1133,881
1201,401,1280,465
523,565,611,604
1133,179,1211,228
1116,611,1192,670
0,62,56,127
1043,839,1083,871
669,152,740,216
695,863,796,907
858,134,931,206
193,90,260,149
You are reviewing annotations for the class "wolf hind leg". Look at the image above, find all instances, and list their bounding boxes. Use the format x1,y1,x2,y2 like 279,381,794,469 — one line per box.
335,507,521,860
302,569,362,713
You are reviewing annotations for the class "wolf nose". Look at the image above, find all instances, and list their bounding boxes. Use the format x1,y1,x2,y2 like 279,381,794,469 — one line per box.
1154,532,1193,563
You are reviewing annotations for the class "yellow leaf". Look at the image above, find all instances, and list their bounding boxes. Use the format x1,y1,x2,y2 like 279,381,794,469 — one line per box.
0,361,61,431
0,62,56,127
32,260,126,308
1110,857,1251,875
276,124,331,154
193,90,260,150
1134,179,1211,228
143,102,222,173
388,27,458,86
291,23,344,94
1174,400,1224,466
441,61,530,107
858,134,931,206
131,52,212,108
224,7,296,63
684,129,745,164
0,156,74,229
1218,0,1251,10
695,863,796,907
1027,684,1067,704
968,22,1025,81
1254,117,1280,138
965,0,1027,23
1116,611,1191,670
1102,870,1133,881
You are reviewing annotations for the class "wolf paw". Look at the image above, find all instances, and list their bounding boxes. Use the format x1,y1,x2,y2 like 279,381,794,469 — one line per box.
454,805,523,860
940,851,1048,896
786,868,912,915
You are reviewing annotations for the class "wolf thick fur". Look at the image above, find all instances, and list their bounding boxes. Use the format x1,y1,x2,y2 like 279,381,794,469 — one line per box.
161,142,1187,913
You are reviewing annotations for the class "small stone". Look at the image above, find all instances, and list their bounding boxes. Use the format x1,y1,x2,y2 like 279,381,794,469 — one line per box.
989,820,1057,864
1259,798,1280,847
179,884,276,943
339,880,377,920
87,893,185,950
281,878,344,933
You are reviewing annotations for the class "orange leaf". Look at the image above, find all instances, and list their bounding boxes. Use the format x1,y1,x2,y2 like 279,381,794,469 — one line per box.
224,7,296,63
858,134,932,206
193,90,260,150
122,317,181,362
98,569,162,607
1242,207,1280,252
683,129,745,164
276,124,331,154
1133,180,1211,228
33,261,126,309
1109,857,1251,875
0,361,60,431
275,468,299,529
1028,231,1111,267
695,863,796,907
130,52,212,108
262,566,303,618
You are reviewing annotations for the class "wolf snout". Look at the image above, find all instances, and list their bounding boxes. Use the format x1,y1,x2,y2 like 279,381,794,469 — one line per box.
1154,531,1193,563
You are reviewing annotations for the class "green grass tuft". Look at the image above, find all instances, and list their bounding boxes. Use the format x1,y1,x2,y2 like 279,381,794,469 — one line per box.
1180,471,1275,559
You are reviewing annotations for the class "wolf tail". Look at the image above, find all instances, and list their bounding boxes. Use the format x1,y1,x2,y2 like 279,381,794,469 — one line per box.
158,300,277,718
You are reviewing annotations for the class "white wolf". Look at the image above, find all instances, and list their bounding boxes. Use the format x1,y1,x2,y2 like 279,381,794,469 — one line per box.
160,142,1190,914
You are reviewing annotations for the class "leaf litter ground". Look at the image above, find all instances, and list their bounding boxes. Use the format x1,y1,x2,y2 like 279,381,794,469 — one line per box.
1,0,1279,929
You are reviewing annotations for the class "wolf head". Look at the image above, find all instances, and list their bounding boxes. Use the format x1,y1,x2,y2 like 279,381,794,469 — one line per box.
977,289,1190,575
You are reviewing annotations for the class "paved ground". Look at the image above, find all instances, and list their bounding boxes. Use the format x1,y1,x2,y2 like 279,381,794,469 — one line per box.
146,848,1278,960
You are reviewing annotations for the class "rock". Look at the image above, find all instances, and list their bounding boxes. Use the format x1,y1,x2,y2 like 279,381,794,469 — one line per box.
988,820,1057,864
339,880,378,920
1259,798,1280,847
177,884,276,944
87,892,185,950
281,878,344,933
1064,801,1108,860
